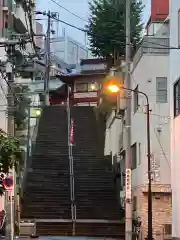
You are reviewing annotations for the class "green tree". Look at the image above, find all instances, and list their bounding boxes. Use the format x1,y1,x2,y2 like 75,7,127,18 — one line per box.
0,129,23,194
0,129,23,173
14,85,31,131
87,0,144,58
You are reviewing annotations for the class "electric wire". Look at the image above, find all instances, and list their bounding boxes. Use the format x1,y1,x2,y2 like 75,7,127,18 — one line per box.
150,119,170,168
49,15,179,50
50,15,88,32
0,70,19,104
49,0,88,23
24,4,34,52
0,74,7,104
136,111,170,119
127,72,171,169
24,0,40,58
143,40,169,48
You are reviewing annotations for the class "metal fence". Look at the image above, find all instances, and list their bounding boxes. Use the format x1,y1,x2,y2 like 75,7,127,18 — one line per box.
137,226,172,240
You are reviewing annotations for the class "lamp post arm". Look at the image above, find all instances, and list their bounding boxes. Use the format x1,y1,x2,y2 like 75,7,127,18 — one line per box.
121,87,149,106
121,86,152,240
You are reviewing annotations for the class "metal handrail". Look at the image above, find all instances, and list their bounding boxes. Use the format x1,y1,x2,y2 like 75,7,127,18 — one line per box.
21,218,124,223
20,112,41,194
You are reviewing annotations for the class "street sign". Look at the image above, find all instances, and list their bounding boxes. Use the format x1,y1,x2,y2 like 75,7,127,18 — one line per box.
3,176,13,191
125,168,132,201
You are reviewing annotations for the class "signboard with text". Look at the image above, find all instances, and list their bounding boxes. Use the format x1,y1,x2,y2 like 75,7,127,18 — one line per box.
125,168,132,201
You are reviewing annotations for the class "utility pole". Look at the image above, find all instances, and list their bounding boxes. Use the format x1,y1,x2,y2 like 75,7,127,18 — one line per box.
6,0,15,239
44,11,51,105
125,0,132,240
7,0,14,137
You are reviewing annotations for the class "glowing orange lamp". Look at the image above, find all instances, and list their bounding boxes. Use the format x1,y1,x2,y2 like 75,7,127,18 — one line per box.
107,84,120,93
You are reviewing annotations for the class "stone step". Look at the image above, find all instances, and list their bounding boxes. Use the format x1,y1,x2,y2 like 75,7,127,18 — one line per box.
36,222,125,237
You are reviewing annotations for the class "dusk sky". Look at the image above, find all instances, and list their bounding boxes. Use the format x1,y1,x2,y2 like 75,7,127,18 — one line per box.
36,0,151,45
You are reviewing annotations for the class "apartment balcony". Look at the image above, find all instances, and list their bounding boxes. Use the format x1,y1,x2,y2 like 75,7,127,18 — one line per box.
13,3,27,33
2,28,9,38
2,0,8,11
133,37,169,70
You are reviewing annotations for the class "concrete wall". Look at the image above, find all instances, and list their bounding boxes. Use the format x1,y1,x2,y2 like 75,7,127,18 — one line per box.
104,51,171,236
104,111,123,159
51,36,88,65
131,54,170,186
104,54,170,186
35,21,44,49
169,0,180,238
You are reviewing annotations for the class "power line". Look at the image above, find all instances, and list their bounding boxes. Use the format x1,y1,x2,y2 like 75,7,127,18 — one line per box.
24,0,40,58
51,16,178,50
150,119,170,168
39,12,177,52
50,15,87,32
49,0,88,23
143,39,178,50
137,111,170,119
0,70,19,104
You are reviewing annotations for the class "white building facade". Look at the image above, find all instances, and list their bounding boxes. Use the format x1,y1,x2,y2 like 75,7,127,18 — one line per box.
51,36,88,65
169,0,180,239
105,36,171,238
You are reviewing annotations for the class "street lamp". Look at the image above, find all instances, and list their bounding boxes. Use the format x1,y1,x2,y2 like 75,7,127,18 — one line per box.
107,84,120,93
106,83,152,240
35,109,41,117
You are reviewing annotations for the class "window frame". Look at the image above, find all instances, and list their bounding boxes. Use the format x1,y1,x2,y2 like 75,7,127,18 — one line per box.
174,78,180,117
133,85,139,113
138,143,141,165
75,83,88,93
164,224,172,235
133,196,137,211
156,77,167,103
131,143,137,170
178,9,180,47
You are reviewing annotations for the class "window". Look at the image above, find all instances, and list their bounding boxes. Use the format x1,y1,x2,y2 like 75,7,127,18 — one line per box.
178,10,180,46
133,85,139,113
89,82,99,91
133,196,137,211
174,79,180,117
131,143,137,170
156,77,167,103
75,83,88,92
138,143,141,165
164,224,172,235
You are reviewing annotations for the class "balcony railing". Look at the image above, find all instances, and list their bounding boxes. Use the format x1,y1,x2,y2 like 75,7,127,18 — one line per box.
3,0,8,8
2,28,9,38
133,37,169,70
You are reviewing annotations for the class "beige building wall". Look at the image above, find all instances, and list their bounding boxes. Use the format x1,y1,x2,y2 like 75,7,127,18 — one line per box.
133,184,171,239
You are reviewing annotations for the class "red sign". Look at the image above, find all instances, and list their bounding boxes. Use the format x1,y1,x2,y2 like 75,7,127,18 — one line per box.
70,119,74,145
3,176,13,191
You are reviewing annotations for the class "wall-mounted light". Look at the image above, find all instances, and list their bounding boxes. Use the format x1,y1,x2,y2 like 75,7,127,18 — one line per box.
90,82,98,91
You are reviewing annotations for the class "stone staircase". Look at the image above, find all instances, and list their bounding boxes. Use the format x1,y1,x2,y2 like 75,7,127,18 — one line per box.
74,155,119,220
22,105,124,238
72,107,124,237
22,106,71,221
